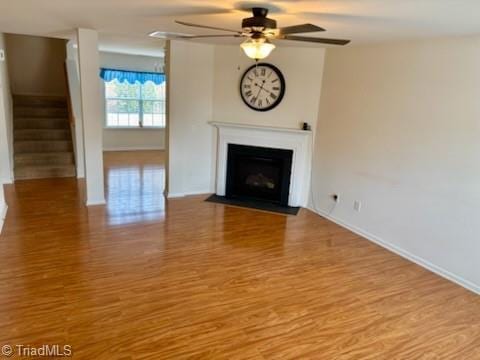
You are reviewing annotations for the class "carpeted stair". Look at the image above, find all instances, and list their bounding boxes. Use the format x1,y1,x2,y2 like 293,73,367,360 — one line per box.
13,95,76,180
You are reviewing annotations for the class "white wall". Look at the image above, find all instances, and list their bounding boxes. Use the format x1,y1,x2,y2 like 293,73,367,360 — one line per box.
166,44,325,198
0,33,11,232
103,129,165,151
312,36,480,293
211,45,325,203
167,41,215,197
5,34,67,96
99,51,165,151
213,45,325,132
0,33,13,185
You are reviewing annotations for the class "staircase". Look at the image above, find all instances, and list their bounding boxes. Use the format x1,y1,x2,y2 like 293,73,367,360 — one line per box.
13,95,76,180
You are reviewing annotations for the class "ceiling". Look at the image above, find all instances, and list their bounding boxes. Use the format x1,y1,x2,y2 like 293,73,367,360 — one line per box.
1,0,480,56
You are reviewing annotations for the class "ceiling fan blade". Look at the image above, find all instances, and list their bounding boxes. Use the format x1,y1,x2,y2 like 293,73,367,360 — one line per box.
278,23,325,35
175,20,242,34
280,35,350,45
149,31,243,40
181,34,244,39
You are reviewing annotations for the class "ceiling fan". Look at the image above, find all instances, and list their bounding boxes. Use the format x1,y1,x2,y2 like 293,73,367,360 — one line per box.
150,7,351,61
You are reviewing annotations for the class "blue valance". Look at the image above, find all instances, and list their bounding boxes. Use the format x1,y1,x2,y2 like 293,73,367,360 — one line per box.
100,68,165,85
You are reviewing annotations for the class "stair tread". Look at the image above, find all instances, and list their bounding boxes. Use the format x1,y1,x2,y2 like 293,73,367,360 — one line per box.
16,164,75,169
14,106,67,110
14,105,67,108
14,152,75,167
15,152,74,159
14,165,76,180
15,139,71,141
13,95,67,104
15,128,68,132
14,119,70,130
15,140,72,145
14,116,69,120
13,103,67,109
14,108,68,118
14,104,67,108
15,151,74,155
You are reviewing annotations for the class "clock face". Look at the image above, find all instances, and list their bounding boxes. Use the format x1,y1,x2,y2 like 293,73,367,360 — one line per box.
240,63,286,112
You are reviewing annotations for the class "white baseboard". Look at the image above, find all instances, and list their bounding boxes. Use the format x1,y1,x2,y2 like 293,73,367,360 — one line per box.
86,199,106,206
166,192,186,199
308,206,480,295
166,190,212,199
0,203,8,234
103,147,165,152
76,168,85,179
1,176,13,185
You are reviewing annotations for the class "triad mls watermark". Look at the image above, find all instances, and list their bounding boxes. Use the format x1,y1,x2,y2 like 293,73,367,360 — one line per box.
1,344,72,357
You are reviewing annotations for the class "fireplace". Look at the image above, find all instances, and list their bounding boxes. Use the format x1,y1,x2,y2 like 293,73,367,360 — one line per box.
225,144,293,206
210,122,312,212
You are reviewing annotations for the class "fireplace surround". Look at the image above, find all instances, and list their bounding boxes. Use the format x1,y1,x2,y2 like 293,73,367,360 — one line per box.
211,122,313,208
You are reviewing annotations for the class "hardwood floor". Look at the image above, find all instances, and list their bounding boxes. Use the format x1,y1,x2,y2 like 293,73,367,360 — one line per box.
0,150,479,359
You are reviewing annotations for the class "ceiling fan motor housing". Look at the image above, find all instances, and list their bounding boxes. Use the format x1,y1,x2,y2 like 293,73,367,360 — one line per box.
242,8,277,30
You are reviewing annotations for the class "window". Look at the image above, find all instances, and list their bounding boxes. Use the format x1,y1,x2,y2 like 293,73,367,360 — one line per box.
104,75,166,128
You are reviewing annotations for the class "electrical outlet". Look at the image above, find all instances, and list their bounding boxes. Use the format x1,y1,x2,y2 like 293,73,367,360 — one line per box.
354,200,362,212
332,194,340,202
0,50,5,62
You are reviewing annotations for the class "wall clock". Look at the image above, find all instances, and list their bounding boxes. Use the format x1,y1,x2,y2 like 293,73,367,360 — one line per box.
240,63,285,112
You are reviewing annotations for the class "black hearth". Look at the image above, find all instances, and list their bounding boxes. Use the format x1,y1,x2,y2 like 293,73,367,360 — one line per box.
225,144,293,206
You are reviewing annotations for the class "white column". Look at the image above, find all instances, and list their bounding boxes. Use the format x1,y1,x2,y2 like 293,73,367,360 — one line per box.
0,33,13,185
66,40,85,178
0,33,11,233
77,28,105,205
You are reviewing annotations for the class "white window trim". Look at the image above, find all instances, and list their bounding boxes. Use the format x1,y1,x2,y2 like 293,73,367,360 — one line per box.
104,79,166,130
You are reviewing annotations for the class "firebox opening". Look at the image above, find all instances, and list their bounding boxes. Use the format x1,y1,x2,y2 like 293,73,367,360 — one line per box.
225,144,293,206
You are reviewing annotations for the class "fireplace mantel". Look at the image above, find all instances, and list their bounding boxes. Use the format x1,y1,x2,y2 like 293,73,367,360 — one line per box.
210,122,313,207
210,122,312,135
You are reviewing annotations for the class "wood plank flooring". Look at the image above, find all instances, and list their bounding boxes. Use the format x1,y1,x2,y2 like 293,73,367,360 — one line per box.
0,150,479,359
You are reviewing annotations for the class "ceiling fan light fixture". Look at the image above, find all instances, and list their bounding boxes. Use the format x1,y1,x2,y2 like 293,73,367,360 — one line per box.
240,37,275,60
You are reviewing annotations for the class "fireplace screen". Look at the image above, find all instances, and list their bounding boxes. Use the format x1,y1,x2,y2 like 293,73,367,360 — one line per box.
225,144,293,206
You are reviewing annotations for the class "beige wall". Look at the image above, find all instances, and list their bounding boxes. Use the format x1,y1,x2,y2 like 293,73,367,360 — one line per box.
103,129,165,151
0,33,13,231
0,33,13,184
5,34,67,96
213,45,325,132
167,41,215,197
312,36,480,293
166,43,325,198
